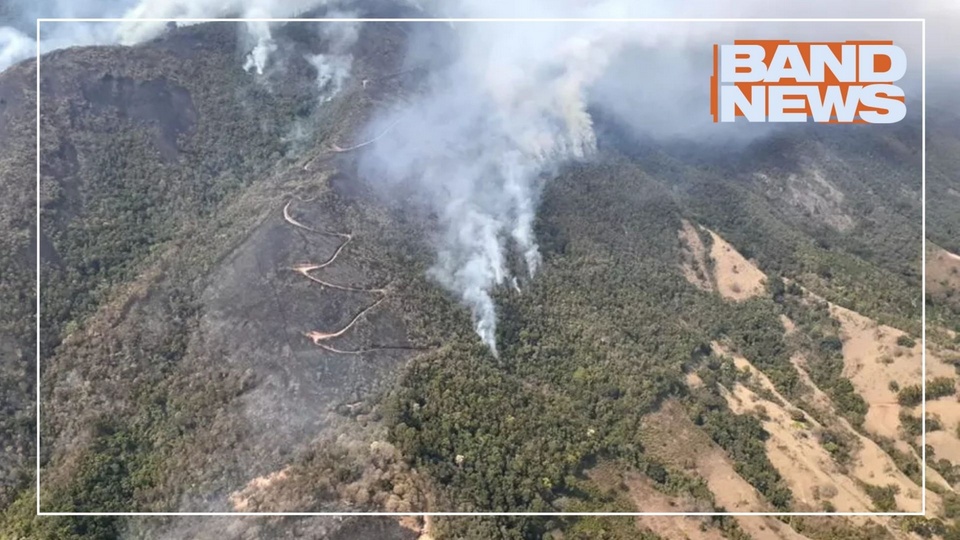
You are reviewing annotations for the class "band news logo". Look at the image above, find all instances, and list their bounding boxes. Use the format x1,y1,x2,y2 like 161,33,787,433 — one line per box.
710,40,907,124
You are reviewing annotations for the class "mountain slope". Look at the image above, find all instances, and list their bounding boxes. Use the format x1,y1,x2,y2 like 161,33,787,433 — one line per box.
0,15,958,540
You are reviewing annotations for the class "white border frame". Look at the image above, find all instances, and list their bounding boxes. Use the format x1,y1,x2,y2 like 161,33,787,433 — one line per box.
35,17,927,518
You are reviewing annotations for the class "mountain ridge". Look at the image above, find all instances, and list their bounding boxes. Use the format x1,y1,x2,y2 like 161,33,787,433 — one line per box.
0,16,957,540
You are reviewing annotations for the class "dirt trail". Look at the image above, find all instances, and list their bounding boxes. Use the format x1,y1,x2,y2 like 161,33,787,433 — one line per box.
282,199,400,355
292,264,388,294
790,283,959,491
329,119,400,153
283,200,351,238
291,239,352,271
305,298,387,344
717,341,929,512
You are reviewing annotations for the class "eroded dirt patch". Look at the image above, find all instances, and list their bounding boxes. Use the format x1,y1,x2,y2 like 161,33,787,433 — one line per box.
927,398,960,465
832,303,954,443
641,400,805,539
677,220,766,301
928,244,960,298
712,344,876,512
791,354,930,513
706,230,766,301
588,465,724,540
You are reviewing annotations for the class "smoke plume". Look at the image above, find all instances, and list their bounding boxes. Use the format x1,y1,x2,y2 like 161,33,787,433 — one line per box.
242,18,276,75
359,19,635,354
4,0,954,354
305,13,359,100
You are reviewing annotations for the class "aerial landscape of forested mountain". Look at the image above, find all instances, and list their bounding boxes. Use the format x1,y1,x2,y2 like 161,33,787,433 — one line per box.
0,2,958,539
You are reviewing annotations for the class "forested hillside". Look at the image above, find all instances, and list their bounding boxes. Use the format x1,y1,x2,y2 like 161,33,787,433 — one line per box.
0,13,958,540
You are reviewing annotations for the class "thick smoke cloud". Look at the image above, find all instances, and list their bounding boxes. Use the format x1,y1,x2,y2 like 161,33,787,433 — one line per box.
4,0,956,353
359,18,641,354
354,0,938,353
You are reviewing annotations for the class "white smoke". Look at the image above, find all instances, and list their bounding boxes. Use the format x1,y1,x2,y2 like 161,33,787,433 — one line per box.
115,0,326,44
350,0,942,355
0,0,338,73
355,0,937,354
117,2,338,80
242,18,276,75
360,19,637,355
305,14,359,100
307,52,351,99
3,0,957,73
4,0,956,355
0,27,34,69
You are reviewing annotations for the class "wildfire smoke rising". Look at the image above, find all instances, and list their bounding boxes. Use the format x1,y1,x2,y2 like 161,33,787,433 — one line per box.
5,0,949,353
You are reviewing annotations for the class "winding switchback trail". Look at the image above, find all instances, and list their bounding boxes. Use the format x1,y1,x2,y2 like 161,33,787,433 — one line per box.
282,199,412,355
